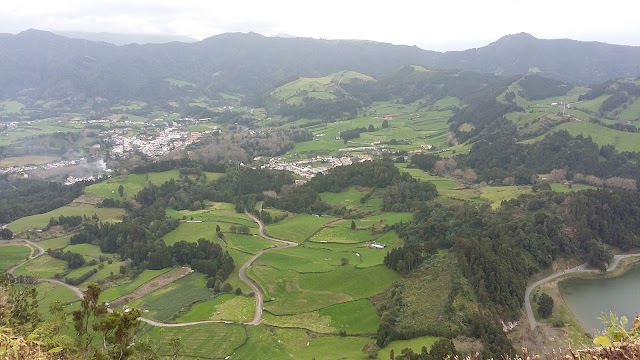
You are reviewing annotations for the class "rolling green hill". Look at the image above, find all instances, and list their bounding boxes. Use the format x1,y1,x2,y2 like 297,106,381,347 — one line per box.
271,71,374,105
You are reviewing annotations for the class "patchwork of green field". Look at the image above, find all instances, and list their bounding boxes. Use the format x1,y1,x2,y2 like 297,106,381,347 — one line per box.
142,322,247,359
320,187,383,212
319,298,381,334
177,293,254,323
0,155,59,167
100,268,172,302
65,260,125,289
6,205,124,233
256,246,358,273
37,235,71,249
285,100,459,159
0,119,85,146
85,170,181,199
0,245,30,272
14,255,66,278
525,120,640,152
127,273,212,322
265,214,337,242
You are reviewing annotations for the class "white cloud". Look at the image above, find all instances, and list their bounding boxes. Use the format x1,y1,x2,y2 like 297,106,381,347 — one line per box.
0,0,638,50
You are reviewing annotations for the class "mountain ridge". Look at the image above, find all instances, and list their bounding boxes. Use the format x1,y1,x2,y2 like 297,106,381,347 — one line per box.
0,29,638,105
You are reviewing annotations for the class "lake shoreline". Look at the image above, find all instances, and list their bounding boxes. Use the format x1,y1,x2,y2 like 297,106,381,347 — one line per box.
556,256,640,334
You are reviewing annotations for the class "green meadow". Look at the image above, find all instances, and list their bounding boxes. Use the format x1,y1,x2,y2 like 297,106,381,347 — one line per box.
265,214,337,242
7,205,124,233
85,170,181,200
127,273,212,322
14,255,67,278
0,245,31,272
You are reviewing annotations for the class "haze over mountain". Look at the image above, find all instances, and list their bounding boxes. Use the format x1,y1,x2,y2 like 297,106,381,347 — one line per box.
0,29,639,105
52,31,198,46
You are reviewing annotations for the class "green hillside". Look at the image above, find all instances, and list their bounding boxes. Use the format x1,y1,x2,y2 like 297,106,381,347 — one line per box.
271,70,375,105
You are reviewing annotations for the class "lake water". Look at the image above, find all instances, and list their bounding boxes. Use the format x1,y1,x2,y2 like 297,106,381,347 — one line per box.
560,265,640,333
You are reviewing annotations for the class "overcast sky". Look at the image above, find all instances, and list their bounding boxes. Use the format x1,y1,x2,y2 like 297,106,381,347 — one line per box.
2,0,639,51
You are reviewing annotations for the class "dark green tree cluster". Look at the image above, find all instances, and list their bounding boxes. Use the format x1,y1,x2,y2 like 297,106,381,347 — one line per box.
0,176,84,224
383,242,436,274
517,74,570,101
47,248,86,269
536,292,554,318
391,339,459,360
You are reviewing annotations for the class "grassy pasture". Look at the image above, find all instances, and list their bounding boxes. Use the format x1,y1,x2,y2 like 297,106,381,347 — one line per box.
37,235,71,249
85,170,180,200
100,268,172,302
224,233,275,254
143,323,247,359
14,255,67,278
0,155,58,167
257,246,356,273
165,202,257,229
250,266,351,314
34,282,81,320
0,245,31,272
320,187,383,212
127,273,211,321
319,298,381,334
379,336,441,359
300,266,398,300
308,225,377,244
0,100,25,114
7,205,124,233
162,222,216,245
263,311,335,333
546,120,640,152
265,214,337,242
64,243,103,260
177,293,254,323
273,328,372,360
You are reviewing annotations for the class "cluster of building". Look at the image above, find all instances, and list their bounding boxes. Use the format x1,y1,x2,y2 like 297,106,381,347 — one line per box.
1,159,83,175
108,127,219,158
262,155,371,179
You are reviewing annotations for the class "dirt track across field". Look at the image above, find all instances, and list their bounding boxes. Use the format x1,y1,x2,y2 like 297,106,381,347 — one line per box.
110,267,193,307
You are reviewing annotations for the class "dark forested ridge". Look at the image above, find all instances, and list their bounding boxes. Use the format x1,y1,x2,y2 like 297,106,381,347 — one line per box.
1,30,639,107
0,176,85,224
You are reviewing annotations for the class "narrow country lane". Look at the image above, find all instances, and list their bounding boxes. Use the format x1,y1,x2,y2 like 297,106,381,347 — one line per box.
242,211,298,325
525,253,640,330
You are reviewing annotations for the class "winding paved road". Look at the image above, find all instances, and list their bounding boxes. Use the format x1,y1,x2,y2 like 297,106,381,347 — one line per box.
242,211,298,325
525,253,640,330
5,239,45,276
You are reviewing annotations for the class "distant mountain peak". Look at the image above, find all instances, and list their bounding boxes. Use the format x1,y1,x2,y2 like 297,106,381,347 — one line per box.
270,33,298,39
